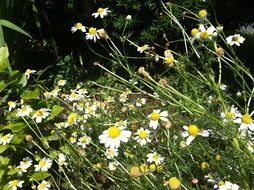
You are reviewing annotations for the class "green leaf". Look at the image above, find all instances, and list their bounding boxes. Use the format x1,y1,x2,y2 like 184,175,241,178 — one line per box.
7,167,19,175
11,134,25,144
30,172,51,181
0,19,31,38
0,156,10,166
18,74,27,87
4,122,26,132
0,80,7,92
0,169,5,182
60,145,71,155
0,44,9,64
20,88,40,100
0,145,9,154
48,105,64,120
2,184,12,190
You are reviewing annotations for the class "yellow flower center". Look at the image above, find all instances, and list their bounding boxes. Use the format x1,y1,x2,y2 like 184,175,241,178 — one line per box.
139,130,147,139
166,57,174,65
108,126,121,138
151,112,160,121
2,135,9,141
26,69,31,74
168,177,181,190
39,160,46,167
21,106,27,112
232,36,240,42
191,28,199,36
76,22,83,29
36,110,45,117
81,137,88,143
140,44,149,52
89,27,97,35
200,31,209,39
11,180,19,187
226,111,235,119
8,101,14,107
242,114,252,124
152,154,159,160
97,8,104,14
198,9,207,18
188,125,199,137
38,183,46,189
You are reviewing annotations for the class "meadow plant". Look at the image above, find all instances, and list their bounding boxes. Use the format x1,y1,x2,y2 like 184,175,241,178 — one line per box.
1,1,254,190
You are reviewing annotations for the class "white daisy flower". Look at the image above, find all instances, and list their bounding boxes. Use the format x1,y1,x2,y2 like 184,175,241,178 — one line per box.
8,179,24,190
135,98,146,107
32,108,51,123
108,161,118,171
137,44,149,53
71,22,87,33
218,181,239,190
65,112,78,127
219,84,227,91
17,105,33,117
105,148,119,159
226,34,245,46
134,127,151,146
58,153,68,166
220,105,241,123
57,79,67,86
146,152,164,165
37,180,51,190
67,90,80,102
234,110,254,132
49,87,61,98
99,125,131,149
198,24,217,40
8,101,16,111
148,109,168,130
92,7,110,18
25,69,36,79
181,125,209,145
19,157,33,170
0,133,14,145
86,27,100,42
34,157,52,172
77,135,91,149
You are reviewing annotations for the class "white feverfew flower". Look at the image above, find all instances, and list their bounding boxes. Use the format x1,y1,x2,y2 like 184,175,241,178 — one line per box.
105,148,119,159
108,161,118,171
8,179,24,190
99,125,131,149
234,111,254,132
218,181,239,190
58,153,68,166
181,125,209,145
219,84,227,91
86,27,100,42
77,135,91,149
126,15,132,20
137,44,149,53
57,79,67,86
220,105,241,123
8,101,16,111
19,157,33,170
17,105,33,117
37,180,51,190
32,108,51,123
135,98,146,107
148,109,168,129
226,34,245,46
34,157,52,172
71,22,87,33
134,127,151,146
0,133,14,145
49,87,61,98
92,7,110,18
146,152,164,165
25,69,36,79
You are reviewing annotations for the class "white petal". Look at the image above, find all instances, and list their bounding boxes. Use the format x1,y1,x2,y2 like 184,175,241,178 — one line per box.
186,136,195,145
